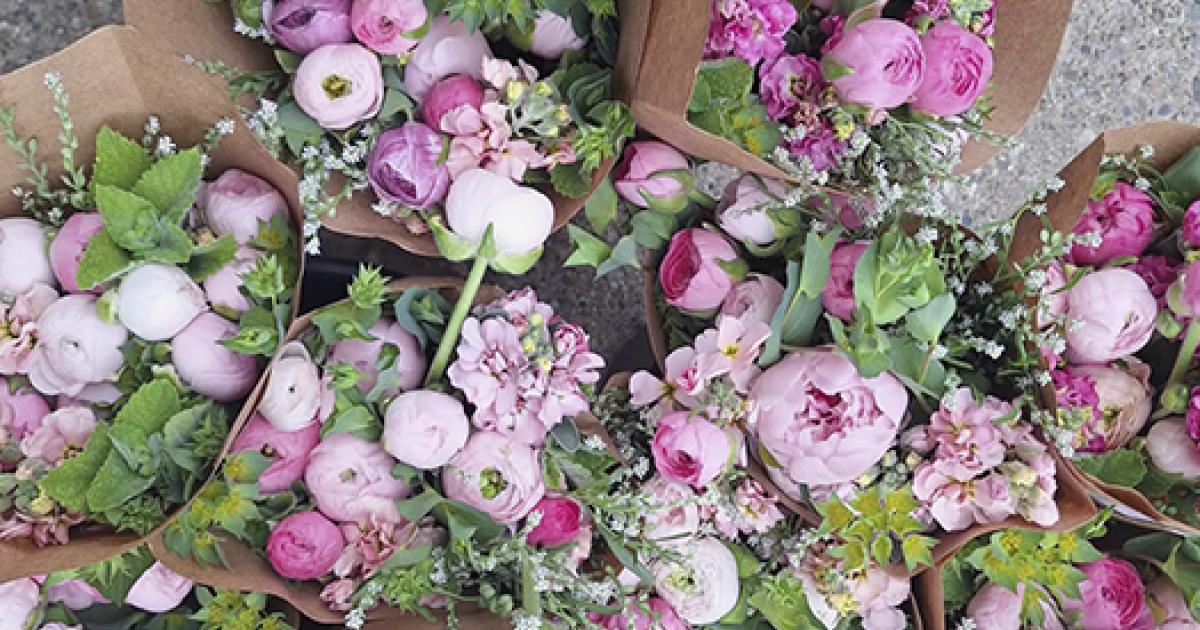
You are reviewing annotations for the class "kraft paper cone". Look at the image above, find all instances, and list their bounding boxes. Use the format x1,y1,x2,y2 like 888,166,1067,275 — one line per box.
124,0,626,258
0,25,305,582
1013,121,1200,537
618,0,1073,181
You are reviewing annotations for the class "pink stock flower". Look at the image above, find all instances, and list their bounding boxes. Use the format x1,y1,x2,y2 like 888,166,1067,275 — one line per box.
613,141,691,209
266,511,345,580
382,390,469,470
1182,200,1200,249
715,174,787,246
230,413,321,494
20,406,96,465
422,74,484,132
913,465,1016,530
659,229,741,313
403,16,491,100
1068,182,1157,266
293,43,384,130
320,578,358,611
759,53,825,121
824,19,925,110
329,318,426,395
851,566,910,630
720,274,784,328
350,0,427,55
730,479,784,533
1126,255,1182,308
1071,360,1152,453
0,509,84,546
526,496,584,548
965,583,1022,630
1051,366,1104,450
1064,557,1154,630
783,123,848,171
305,432,411,523
49,212,104,294
704,0,797,66
1064,268,1156,364
1187,387,1200,446
693,315,770,391
267,0,353,55
0,283,57,375
629,346,703,410
909,20,993,117
1147,418,1200,480
123,562,192,613
333,517,444,580
443,98,548,182
926,388,1010,480
904,0,951,25
171,312,259,402
443,431,545,524
822,241,869,321
202,169,289,245
0,378,51,443
592,596,689,630
651,412,733,489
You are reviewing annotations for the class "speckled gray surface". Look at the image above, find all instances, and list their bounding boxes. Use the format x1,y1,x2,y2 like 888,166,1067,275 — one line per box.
1,0,1196,358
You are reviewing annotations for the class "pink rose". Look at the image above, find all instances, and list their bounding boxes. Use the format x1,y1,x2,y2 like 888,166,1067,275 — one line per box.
403,16,491,100
27,295,128,397
123,562,193,613
0,283,57,375
659,229,740,313
0,218,54,296
613,141,690,210
49,212,105,293
1069,182,1156,266
422,74,484,132
715,174,788,246
294,43,384,130
1147,418,1200,480
267,0,353,55
329,318,426,396
266,511,345,580
1182,200,1200,249
824,19,924,110
822,241,869,321
753,348,907,485
0,378,50,442
381,390,469,470
651,412,732,489
171,313,259,402
527,10,587,59
965,583,1021,630
443,431,545,525
909,20,993,117
230,413,321,494
1065,557,1154,630
350,0,427,55
593,596,689,630
203,246,258,315
1071,359,1152,452
47,578,108,609
1064,268,1156,364
0,578,40,629
305,432,410,523
203,169,289,245
20,406,96,464
720,274,784,328
526,496,584,548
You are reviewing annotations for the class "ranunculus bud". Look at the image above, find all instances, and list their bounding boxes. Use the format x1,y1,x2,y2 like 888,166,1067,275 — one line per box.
171,312,258,402
422,74,484,132
49,212,105,294
824,18,924,110
259,342,323,431
1069,182,1156,266
651,412,732,489
266,511,345,580
203,169,289,245
715,174,787,246
525,10,587,59
1064,557,1154,630
659,228,740,313
350,0,427,55
117,263,207,341
305,432,410,523
822,241,869,321
1182,200,1200,249
329,318,425,395
0,218,54,297
652,537,739,625
266,0,353,55
203,246,259,315
720,274,784,328
613,141,691,210
294,43,384,130
1072,359,1152,452
403,16,492,100
965,583,1021,630
1064,268,1156,364
231,413,321,493
444,431,545,524
0,378,50,441
366,122,450,209
28,295,128,396
382,390,469,470
1146,418,1200,480
910,20,993,117
123,562,193,613
0,578,39,630
526,495,584,548
445,169,554,256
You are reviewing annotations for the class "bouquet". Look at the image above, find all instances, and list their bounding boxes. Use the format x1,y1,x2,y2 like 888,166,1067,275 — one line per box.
0,70,300,562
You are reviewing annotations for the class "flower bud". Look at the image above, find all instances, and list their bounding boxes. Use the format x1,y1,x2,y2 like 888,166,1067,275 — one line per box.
49,212,105,294
117,263,207,341
259,342,322,431
0,218,54,297
171,312,259,402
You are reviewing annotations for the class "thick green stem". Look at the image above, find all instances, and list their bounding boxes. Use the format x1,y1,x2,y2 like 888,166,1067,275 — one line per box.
424,253,490,387
1166,320,1200,394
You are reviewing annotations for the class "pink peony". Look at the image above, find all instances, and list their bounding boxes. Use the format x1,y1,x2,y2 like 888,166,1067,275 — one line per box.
720,274,784,328
443,431,545,524
1182,200,1200,249
715,174,788,246
1065,557,1154,630
909,20,993,117
651,412,732,489
203,169,289,245
1071,359,1152,452
365,122,451,209
759,53,825,121
49,212,105,293
1063,268,1156,364
123,562,192,613
824,19,925,110
350,0,427,55
592,596,689,630
526,495,584,548
329,318,426,396
294,43,384,130
304,432,410,523
1147,418,1200,480
230,413,321,494
613,141,691,210
704,0,797,66
0,378,50,443
0,218,54,296
822,241,869,321
659,229,740,313
381,390,469,470
422,74,484,133
171,312,259,402
402,16,491,100
267,0,353,55
1068,182,1156,266
202,246,259,315
527,10,587,59
266,511,345,580
0,283,57,375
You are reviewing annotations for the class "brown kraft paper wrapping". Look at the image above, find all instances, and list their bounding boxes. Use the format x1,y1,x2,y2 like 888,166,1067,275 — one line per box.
124,0,630,258
617,0,1073,181
0,25,306,582
1013,121,1200,537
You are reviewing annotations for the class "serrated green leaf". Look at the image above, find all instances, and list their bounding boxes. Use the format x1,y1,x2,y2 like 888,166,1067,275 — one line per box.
92,126,153,190
186,234,238,282
871,535,894,566
109,379,182,452
565,224,611,269
584,176,618,233
902,535,934,571
76,230,135,290
87,451,156,512
40,424,112,512
94,184,161,252
1077,448,1148,488
396,488,444,522
550,162,592,199
132,148,203,223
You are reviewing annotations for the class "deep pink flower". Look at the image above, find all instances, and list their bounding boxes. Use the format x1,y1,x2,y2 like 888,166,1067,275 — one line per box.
1182,200,1200,248
1052,367,1103,449
659,229,741,313
651,412,733,489
0,283,57,375
266,511,345,580
1125,254,1181,308
1186,387,1200,447
910,20,993,117
422,74,484,132
822,241,869,320
819,15,846,54
759,54,824,121
783,123,848,171
704,0,797,67
904,0,951,25
592,596,689,630
230,413,321,494
1064,557,1154,630
1068,182,1156,266
350,0,427,56
526,496,584,548
824,19,925,110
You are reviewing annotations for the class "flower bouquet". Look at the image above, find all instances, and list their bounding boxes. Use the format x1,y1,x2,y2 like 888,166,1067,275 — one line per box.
618,0,1071,206
125,0,637,260
0,27,302,580
1015,121,1200,534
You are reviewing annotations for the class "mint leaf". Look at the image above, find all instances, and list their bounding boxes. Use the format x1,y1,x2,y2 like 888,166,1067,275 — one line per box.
76,230,135,290
584,176,618,233
1078,448,1148,488
143,222,194,265
108,380,182,468
162,402,220,473
550,163,592,199
92,126,152,190
187,235,238,282
564,225,611,269
87,451,155,512
39,424,111,512
693,58,754,103
94,184,160,252
132,148,203,223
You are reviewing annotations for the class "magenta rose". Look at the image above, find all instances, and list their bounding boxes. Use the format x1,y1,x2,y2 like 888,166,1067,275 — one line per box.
720,274,784,328
171,312,258,402
1064,268,1156,364
230,413,321,494
651,412,732,489
759,53,825,121
525,495,584,548
381,390,469,470
1065,557,1154,630
910,20,993,117
1182,200,1200,249
365,122,450,209
422,74,484,132
49,212,104,294
266,511,345,580
822,241,869,321
659,229,741,313
443,431,545,524
294,43,384,130
203,169,289,244
824,18,924,110
593,596,689,630
328,318,426,395
267,0,353,55
613,141,691,210
123,562,193,613
350,0,427,55
304,432,410,523
1069,182,1156,266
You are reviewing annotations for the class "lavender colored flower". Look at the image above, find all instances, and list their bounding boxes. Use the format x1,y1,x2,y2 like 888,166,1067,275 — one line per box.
784,123,847,172
704,0,797,67
758,53,824,121
267,0,354,55
366,122,450,209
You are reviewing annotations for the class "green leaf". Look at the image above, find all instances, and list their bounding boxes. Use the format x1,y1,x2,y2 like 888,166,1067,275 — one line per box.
550,163,592,199
94,184,161,252
1077,448,1148,488
132,148,203,223
396,489,445,522
322,405,381,442
380,88,415,122
596,235,640,278
584,176,618,233
905,293,956,343
379,543,433,571
902,535,934,571
747,575,824,630
564,225,612,269
276,100,325,157
109,380,183,451
437,500,504,543
186,234,238,282
40,424,112,512
760,261,823,367
549,419,581,452
821,56,855,81
491,246,544,275
799,230,839,299
92,126,152,190
429,217,480,261
727,542,763,578
631,210,677,250
596,520,653,584
692,58,755,104
76,230,135,290
871,535,894,567
87,451,155,512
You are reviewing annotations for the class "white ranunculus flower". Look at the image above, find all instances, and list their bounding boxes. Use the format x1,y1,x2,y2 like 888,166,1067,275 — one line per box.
28,295,128,396
652,536,739,625
445,169,554,256
0,577,40,630
117,263,207,341
258,342,322,431
0,217,55,296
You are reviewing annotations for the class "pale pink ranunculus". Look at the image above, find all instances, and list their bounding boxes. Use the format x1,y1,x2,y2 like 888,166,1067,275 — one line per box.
47,577,108,609
1070,359,1152,452
267,0,354,55
0,282,57,375
526,495,583,548
203,246,259,315
328,318,425,396
592,596,689,630
381,390,469,470
305,432,410,523
1064,268,1156,364
909,20,993,117
203,169,289,245
1146,418,1200,480
822,241,869,321
965,583,1022,630
652,537,739,625
230,413,321,494
715,174,788,246
1064,557,1154,630
851,565,910,630
266,510,345,580
49,212,105,294
0,217,54,297
123,562,192,613
421,74,485,133
1148,577,1200,629
171,312,258,402
258,342,323,432
444,169,554,256
752,347,907,485
0,378,50,442
116,263,207,342
403,16,492,100
1069,182,1156,266
20,406,96,465
651,412,732,489
443,431,545,525
613,141,690,209
294,43,384,130
659,229,740,313
527,10,587,58
0,577,40,630
350,0,427,55
720,274,784,328
27,295,128,397
642,475,700,543
824,18,925,110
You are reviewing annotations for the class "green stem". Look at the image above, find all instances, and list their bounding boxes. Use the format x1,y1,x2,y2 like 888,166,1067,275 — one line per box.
1165,320,1200,397
424,253,490,387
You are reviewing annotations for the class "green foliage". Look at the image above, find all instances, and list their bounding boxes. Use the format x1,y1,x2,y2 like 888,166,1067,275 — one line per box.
40,424,112,513
817,486,935,573
688,59,780,157
76,544,157,603
187,235,239,282
92,126,153,190
192,587,295,630
1125,531,1200,621
747,574,825,630
441,0,538,33
1077,448,1149,488
393,287,452,350
550,162,593,199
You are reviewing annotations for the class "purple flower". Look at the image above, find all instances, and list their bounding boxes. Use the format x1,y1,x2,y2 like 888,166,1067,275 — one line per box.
758,54,824,121
267,0,354,55
366,122,450,209
1182,200,1200,249
904,0,951,26
785,122,848,172
1126,254,1182,308
1052,366,1103,449
704,0,797,67
1068,182,1157,266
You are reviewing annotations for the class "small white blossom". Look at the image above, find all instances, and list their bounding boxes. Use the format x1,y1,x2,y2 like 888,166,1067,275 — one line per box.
144,115,161,135
916,226,938,245
155,136,176,156
1135,177,1151,191
1031,202,1048,216
215,117,236,135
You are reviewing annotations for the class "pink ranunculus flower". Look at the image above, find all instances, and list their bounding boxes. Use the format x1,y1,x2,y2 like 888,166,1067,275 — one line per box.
526,495,583,548
443,431,545,525
752,347,907,485
0,577,40,630
1147,418,1200,480
49,212,105,294
258,342,323,432
1064,268,1156,364
203,246,259,315
910,20,993,117
230,413,321,494
527,10,587,59
171,312,258,402
294,43,384,130
1149,577,1200,630
592,596,689,630
422,74,484,132
329,318,425,396
366,122,451,209
1071,359,1152,452
46,577,108,609
1183,200,1200,249
851,565,910,630
659,229,740,313
382,390,469,470
704,0,796,67
27,295,127,397
822,241,869,321
266,510,345,580
123,562,193,613
642,475,700,542
267,0,353,55
759,53,825,121
203,169,289,245
0,282,57,375
305,432,410,523
613,141,691,209
0,217,55,297
350,0,427,55
1069,182,1157,266
652,537,740,625
403,16,492,100
651,412,732,489
720,274,784,328
715,174,788,246
965,583,1022,630
0,378,50,442
824,18,925,110
20,406,95,465
1064,557,1154,630
116,263,206,342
